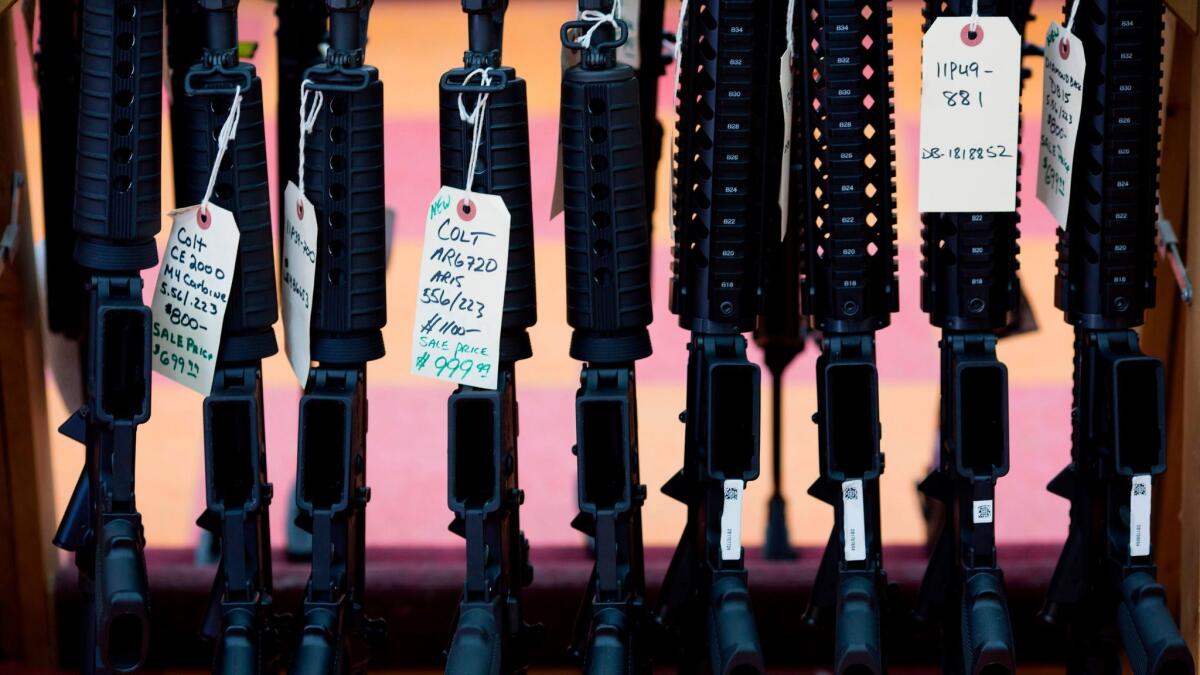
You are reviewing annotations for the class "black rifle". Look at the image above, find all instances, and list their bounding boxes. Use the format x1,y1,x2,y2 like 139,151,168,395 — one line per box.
1041,3,1194,674
35,0,86,354
52,1,164,672
439,2,541,673
172,2,284,671
912,3,1034,672
633,0,667,219
559,2,655,672
275,0,327,254
794,1,898,672
657,1,782,671
288,2,386,672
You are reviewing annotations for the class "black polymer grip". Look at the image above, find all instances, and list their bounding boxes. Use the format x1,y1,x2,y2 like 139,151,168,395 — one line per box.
919,0,1031,332
561,64,654,362
176,75,280,364
798,0,898,335
304,74,388,364
1054,0,1163,330
669,0,768,334
74,0,164,272
440,68,538,352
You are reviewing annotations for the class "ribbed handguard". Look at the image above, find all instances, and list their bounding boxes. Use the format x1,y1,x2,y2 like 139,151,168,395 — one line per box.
669,0,768,334
73,0,164,272
797,0,898,335
561,64,653,362
440,67,538,347
1054,0,1163,330
304,73,388,364
176,73,280,363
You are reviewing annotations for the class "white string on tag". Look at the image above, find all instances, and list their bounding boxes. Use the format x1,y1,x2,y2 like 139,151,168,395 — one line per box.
578,0,624,50
968,0,980,33
297,79,324,199
667,0,689,229
1065,0,1082,32
200,86,243,219
456,67,494,206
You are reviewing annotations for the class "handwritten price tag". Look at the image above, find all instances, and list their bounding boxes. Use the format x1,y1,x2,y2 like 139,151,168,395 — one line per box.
282,181,318,386
779,44,794,240
151,204,240,395
411,187,510,390
918,17,1021,213
1036,22,1085,229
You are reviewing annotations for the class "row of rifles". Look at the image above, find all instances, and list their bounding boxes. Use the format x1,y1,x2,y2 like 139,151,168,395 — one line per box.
31,0,1195,674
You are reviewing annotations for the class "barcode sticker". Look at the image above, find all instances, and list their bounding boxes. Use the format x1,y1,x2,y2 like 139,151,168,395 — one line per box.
720,479,744,561
918,17,1021,213
281,181,318,387
1130,474,1152,557
1036,22,1086,229
842,479,866,562
151,204,240,396
973,499,994,524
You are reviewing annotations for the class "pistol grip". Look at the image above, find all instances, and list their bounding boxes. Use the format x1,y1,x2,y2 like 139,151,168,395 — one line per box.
835,574,883,675
1119,573,1195,675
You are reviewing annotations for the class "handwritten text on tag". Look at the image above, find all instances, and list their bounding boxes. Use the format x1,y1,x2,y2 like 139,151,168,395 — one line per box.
282,181,319,387
1036,22,1086,229
918,17,1021,213
151,204,240,395
779,46,794,240
411,187,510,390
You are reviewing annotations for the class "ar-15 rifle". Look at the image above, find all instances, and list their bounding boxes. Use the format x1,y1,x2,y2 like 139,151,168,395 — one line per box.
52,1,164,672
557,2,655,672
1041,3,1194,674
275,0,327,254
172,1,285,671
288,2,387,672
794,1,898,672
438,2,541,673
656,1,783,671
912,3,1033,673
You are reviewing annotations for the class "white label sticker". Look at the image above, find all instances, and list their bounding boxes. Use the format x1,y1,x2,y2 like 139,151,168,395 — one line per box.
973,499,995,524
918,17,1021,213
1036,22,1086,229
281,181,318,387
778,45,794,240
1130,474,1152,557
412,187,510,390
842,479,866,561
151,204,240,395
720,479,744,561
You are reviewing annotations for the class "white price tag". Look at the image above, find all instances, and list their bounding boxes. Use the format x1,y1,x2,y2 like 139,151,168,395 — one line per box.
1130,474,1152,557
918,17,1021,213
617,0,641,68
778,45,794,240
720,479,744,561
151,204,240,395
842,479,866,562
281,181,318,387
973,499,995,524
1036,22,1086,229
412,187,510,390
